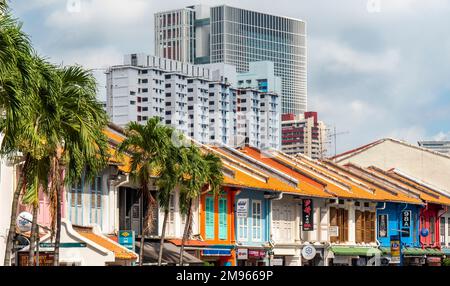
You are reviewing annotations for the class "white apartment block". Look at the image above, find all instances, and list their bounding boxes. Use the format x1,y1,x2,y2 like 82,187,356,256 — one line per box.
106,54,281,149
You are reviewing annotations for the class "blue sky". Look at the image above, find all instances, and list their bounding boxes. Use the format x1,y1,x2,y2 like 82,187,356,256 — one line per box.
8,0,450,153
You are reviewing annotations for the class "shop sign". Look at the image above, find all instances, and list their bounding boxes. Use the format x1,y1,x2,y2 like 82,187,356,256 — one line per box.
302,199,313,231
236,199,249,218
378,214,388,238
248,250,266,259
329,226,339,237
237,248,248,260
270,258,283,266
119,230,135,251
401,210,411,237
390,235,400,264
17,251,54,266
301,245,317,260
39,242,87,248
426,257,441,264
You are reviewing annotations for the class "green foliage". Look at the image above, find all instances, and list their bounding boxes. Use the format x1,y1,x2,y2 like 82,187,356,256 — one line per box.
443,258,450,266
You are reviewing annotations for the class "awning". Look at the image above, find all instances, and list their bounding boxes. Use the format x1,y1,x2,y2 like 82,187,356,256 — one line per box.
202,249,232,256
442,248,450,256
403,247,444,257
135,241,204,265
328,246,381,257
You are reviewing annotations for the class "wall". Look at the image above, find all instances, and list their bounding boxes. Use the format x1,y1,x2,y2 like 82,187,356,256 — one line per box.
337,140,450,192
0,148,15,266
376,202,421,248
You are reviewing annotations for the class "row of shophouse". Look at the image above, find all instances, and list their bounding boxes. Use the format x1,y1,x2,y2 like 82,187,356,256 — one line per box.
1,126,450,266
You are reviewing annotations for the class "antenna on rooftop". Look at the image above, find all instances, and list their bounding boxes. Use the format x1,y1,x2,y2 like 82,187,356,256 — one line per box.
328,126,349,160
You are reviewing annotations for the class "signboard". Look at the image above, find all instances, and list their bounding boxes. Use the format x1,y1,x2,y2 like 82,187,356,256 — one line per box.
17,251,55,266
248,250,266,259
390,235,401,264
237,248,248,260
401,210,411,237
39,242,87,248
236,199,249,218
301,245,317,260
302,199,314,231
118,230,135,251
329,226,339,237
16,212,33,233
378,214,388,238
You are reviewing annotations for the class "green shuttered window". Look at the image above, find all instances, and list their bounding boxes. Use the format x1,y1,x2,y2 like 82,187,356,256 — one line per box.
205,196,215,239
219,197,228,240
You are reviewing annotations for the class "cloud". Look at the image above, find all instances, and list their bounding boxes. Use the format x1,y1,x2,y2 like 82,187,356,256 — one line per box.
432,131,450,141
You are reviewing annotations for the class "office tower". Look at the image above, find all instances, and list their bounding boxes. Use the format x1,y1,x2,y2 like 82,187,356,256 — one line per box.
281,112,328,159
418,141,450,155
155,5,307,115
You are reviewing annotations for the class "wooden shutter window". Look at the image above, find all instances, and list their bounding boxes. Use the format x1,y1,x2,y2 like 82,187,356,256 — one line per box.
355,210,363,243
205,196,215,240
218,197,227,240
342,209,349,242
330,207,338,243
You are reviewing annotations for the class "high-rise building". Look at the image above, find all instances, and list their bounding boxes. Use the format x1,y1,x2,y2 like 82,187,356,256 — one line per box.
155,4,307,115
106,53,281,149
281,112,327,159
418,141,450,155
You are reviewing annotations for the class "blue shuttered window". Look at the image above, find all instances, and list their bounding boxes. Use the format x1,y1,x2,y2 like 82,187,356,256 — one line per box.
218,197,228,240
205,196,215,239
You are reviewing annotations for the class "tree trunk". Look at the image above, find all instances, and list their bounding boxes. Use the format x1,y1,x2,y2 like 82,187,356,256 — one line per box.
138,190,146,266
179,198,193,266
28,204,38,266
3,154,30,266
53,164,62,266
158,208,169,266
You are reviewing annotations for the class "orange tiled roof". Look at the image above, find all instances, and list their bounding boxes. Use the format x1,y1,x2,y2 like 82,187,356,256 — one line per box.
73,226,137,261
236,147,332,198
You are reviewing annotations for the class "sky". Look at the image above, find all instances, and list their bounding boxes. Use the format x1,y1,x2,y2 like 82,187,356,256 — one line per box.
8,0,450,154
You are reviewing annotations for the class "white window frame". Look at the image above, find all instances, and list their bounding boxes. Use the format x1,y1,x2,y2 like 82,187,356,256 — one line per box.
238,210,249,242
252,200,262,242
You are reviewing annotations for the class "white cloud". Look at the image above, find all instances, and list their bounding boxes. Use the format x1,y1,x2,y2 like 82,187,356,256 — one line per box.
432,131,450,141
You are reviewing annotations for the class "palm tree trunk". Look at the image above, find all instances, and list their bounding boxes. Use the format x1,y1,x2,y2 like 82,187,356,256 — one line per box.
138,191,146,266
158,208,169,266
28,204,38,266
179,198,193,266
53,163,62,266
3,154,30,266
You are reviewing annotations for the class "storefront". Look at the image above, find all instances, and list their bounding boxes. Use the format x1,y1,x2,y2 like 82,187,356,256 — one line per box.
327,246,381,266
18,219,138,266
200,246,235,266
236,248,269,266
271,246,301,266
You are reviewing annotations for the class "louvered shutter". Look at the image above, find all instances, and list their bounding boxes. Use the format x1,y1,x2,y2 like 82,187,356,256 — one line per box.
355,210,363,243
330,207,338,243
343,209,349,242
218,197,227,240
205,197,215,239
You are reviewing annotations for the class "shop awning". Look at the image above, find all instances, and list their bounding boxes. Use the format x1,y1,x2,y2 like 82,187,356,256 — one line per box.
135,241,204,265
202,249,232,256
329,246,381,257
442,248,450,256
403,247,444,257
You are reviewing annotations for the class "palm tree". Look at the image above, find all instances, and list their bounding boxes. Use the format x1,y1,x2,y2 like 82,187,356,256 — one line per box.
0,10,39,265
178,146,224,265
156,129,185,266
117,118,172,266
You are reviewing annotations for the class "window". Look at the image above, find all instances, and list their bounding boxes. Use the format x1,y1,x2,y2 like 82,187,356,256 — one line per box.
90,177,102,226
167,195,176,237
218,197,227,240
71,181,82,207
252,201,262,241
355,210,375,243
448,218,450,246
205,196,215,240
237,199,249,241
330,207,348,243
440,217,446,246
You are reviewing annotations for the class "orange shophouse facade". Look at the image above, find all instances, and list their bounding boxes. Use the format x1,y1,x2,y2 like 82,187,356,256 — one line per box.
199,186,237,266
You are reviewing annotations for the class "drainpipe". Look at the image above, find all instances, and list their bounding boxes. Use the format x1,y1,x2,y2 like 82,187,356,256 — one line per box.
109,173,129,235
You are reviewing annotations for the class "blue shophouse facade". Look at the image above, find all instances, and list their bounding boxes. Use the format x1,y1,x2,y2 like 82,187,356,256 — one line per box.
376,202,422,251
234,189,272,266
